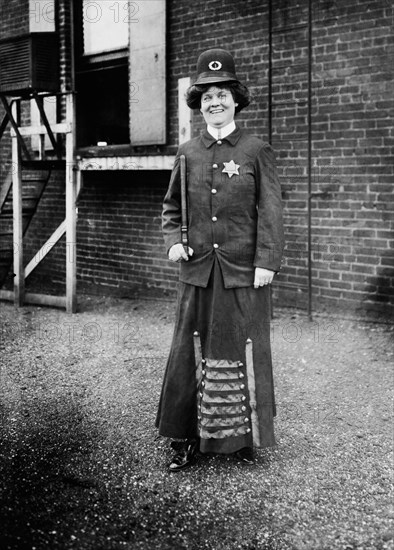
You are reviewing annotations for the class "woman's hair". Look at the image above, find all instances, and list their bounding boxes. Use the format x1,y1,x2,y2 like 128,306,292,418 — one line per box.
185,81,251,114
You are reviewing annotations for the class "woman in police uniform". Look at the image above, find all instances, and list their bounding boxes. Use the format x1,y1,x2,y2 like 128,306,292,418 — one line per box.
156,48,285,471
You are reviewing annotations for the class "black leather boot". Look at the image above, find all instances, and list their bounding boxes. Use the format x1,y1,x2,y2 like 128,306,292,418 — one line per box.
233,446,255,465
168,439,199,472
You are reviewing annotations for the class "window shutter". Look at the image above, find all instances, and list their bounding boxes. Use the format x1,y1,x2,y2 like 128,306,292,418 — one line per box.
129,0,166,145
178,77,192,145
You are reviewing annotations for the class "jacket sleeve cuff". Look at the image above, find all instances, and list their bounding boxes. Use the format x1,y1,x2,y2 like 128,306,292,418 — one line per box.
254,248,283,272
164,236,182,255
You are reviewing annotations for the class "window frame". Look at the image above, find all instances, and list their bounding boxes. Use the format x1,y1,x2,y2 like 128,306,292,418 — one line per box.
73,0,130,151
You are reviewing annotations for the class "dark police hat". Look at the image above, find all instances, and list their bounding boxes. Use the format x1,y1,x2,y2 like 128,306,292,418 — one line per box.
194,48,239,85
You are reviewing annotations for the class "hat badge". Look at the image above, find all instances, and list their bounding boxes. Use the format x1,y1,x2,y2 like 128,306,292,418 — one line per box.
208,60,222,71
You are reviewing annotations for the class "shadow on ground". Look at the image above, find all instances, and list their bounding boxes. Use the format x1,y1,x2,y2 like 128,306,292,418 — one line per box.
0,395,107,549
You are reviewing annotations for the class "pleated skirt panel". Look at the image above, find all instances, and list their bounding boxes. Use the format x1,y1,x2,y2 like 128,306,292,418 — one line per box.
155,260,276,453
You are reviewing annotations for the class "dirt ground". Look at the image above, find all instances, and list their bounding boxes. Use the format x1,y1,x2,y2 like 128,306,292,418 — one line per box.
0,295,393,550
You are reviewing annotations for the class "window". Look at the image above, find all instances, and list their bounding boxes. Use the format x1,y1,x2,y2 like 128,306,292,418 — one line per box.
82,0,128,55
74,0,167,149
75,0,130,147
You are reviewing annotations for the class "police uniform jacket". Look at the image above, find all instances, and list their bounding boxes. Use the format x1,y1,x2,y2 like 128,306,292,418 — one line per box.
162,125,285,289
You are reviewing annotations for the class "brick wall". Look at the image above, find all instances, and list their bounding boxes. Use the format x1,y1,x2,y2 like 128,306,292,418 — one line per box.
0,0,29,39
0,0,393,319
75,170,177,297
277,0,393,317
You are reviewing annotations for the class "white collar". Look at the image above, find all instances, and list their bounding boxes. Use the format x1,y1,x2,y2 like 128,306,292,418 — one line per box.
207,121,236,141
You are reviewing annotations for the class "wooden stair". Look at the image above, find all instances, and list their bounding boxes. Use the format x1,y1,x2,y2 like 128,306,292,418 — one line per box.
0,161,64,287
0,91,77,312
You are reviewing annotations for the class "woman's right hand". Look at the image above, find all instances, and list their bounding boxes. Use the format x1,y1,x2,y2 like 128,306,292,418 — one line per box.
168,243,194,262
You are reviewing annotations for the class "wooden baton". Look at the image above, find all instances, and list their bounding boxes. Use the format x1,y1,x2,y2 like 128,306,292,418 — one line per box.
180,154,189,256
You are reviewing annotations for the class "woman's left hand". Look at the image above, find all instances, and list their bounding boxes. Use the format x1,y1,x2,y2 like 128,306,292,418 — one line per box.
254,267,275,289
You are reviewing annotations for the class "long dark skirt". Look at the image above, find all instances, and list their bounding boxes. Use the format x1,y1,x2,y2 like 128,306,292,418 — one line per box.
156,260,276,453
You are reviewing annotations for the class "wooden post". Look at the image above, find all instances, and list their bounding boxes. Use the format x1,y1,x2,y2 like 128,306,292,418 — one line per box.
12,100,24,307
65,92,77,313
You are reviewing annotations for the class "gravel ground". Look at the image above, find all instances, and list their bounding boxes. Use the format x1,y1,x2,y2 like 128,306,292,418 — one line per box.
0,295,393,550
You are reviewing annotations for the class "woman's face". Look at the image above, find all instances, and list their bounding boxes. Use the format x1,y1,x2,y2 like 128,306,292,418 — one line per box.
200,86,237,128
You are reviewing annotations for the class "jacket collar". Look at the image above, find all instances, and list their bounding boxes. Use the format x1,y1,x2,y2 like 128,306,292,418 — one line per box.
201,125,242,148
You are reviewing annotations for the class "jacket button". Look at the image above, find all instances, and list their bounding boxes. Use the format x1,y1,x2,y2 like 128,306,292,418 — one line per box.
211,188,217,194
212,216,217,222
212,163,218,169
213,243,219,249
217,140,222,145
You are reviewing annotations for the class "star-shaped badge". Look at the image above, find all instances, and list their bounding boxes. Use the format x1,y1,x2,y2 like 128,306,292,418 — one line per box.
222,160,240,178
